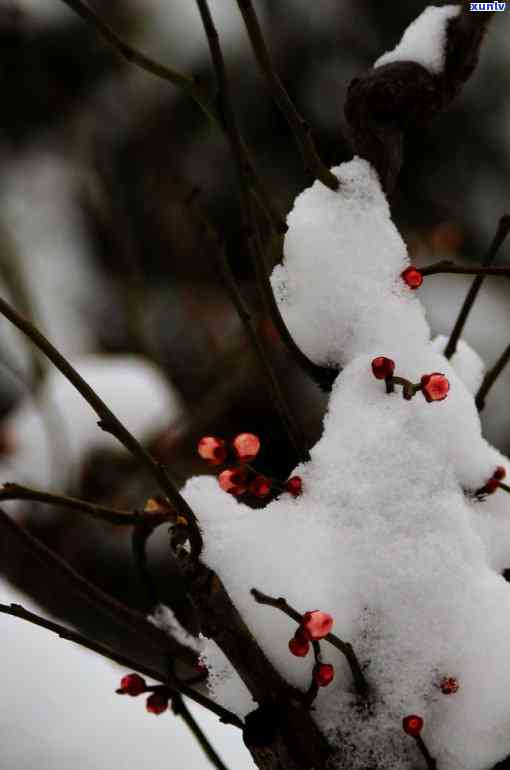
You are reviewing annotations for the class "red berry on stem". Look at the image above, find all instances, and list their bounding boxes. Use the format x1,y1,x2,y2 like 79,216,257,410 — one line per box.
146,691,169,715
420,373,449,402
302,610,334,640
218,469,248,496
402,715,424,737
249,475,272,498
401,266,423,290
285,476,303,497
484,478,500,495
440,676,459,695
371,357,396,380
289,636,310,657
197,436,228,465
313,663,335,687
494,466,507,481
232,433,261,462
117,673,146,696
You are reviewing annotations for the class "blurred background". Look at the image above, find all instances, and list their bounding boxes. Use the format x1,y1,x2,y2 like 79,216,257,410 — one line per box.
0,1,508,767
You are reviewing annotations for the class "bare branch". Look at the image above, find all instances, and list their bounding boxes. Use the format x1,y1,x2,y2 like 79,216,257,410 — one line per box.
420,261,510,278
0,602,243,728
475,343,510,412
172,693,232,770
0,294,203,558
444,215,510,359
234,0,338,191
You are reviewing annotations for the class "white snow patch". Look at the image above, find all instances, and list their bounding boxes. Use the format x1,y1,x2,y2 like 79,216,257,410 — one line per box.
432,335,486,395
148,603,203,654
374,5,460,75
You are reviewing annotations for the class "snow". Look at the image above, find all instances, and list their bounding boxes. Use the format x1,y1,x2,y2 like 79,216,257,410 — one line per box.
148,603,204,654
431,335,486,395
181,156,510,769
0,354,182,491
374,6,461,75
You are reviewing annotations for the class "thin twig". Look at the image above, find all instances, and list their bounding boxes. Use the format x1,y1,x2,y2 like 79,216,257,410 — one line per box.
251,588,369,698
475,342,510,412
172,693,232,770
0,507,195,663
132,524,159,605
58,0,284,234
0,294,203,559
415,735,437,770
420,261,510,277
194,0,309,464
234,0,338,191
444,215,510,359
0,482,173,527
0,602,243,728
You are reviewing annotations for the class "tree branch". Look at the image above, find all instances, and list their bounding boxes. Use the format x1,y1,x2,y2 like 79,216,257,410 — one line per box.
172,692,232,770
234,0,338,191
251,588,368,699
475,342,510,412
0,294,203,559
0,482,174,527
0,602,243,728
444,214,510,359
420,261,510,277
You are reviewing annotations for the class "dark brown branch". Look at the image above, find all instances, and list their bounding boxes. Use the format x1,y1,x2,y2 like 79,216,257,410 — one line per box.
0,294,203,558
415,735,437,770
132,524,159,606
0,507,196,664
475,343,510,412
420,261,510,277
0,602,243,728
193,0,310,464
444,215,510,359
234,0,338,191
0,483,173,527
172,693,232,770
345,3,495,195
58,0,284,235
251,588,369,698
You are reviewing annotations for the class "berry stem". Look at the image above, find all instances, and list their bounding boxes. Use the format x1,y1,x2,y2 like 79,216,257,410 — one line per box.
415,735,437,770
251,588,369,698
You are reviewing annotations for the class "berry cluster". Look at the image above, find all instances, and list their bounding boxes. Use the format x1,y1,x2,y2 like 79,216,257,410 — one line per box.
116,674,170,715
371,357,450,403
197,432,303,500
477,466,507,497
288,610,335,688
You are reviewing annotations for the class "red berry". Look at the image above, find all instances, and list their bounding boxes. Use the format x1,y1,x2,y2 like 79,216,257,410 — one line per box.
249,475,272,498
194,660,208,675
146,691,169,715
302,610,334,640
401,266,423,290
285,476,303,497
420,373,449,402
440,676,459,695
402,715,424,737
117,673,146,696
484,478,500,495
197,436,228,465
232,433,261,463
371,356,396,380
289,636,310,657
494,466,507,481
313,663,334,687
218,469,248,496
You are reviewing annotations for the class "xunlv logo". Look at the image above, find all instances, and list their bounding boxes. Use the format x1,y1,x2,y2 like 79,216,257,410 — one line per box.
470,2,506,9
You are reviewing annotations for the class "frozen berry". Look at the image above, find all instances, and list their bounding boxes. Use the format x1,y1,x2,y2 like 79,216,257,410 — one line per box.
371,357,396,380
494,466,507,481
218,469,248,496
232,433,261,463
401,266,423,290
117,673,146,696
402,714,423,737
285,476,303,497
420,373,449,402
440,676,459,695
313,663,335,687
197,436,228,465
146,691,169,715
249,475,272,498
302,610,334,640
289,636,310,657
